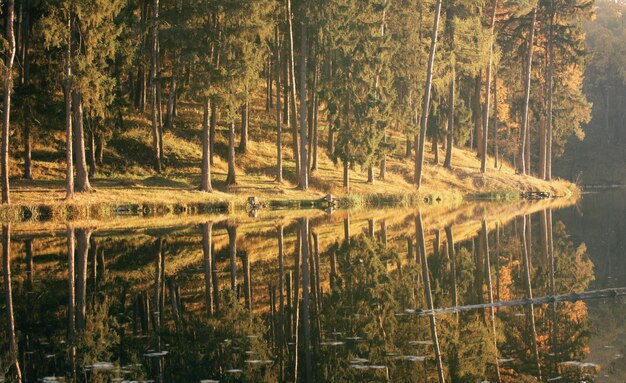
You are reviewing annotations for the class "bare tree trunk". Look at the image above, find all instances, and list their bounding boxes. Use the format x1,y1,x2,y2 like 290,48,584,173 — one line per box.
415,0,443,189
444,65,455,168
298,1,309,190
474,73,482,154
416,212,446,383
343,158,349,191
210,102,217,166
518,8,537,175
276,25,283,182
67,226,76,339
287,0,300,178
201,97,212,192
493,72,499,168
238,99,249,153
368,166,374,184
481,0,498,173
23,118,32,180
65,12,74,200
88,121,96,178
311,66,319,172
380,136,387,180
300,218,313,381
226,120,236,186
3,225,22,381
2,0,16,204
75,228,92,331
546,9,555,180
150,0,162,173
72,91,93,192
227,224,237,291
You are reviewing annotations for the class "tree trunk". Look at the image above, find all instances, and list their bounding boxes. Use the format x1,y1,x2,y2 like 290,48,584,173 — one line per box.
96,132,104,165
481,0,498,174
75,228,91,331
2,0,16,204
88,122,96,178
23,117,32,179
415,0,443,189
311,67,319,172
66,227,75,339
150,0,162,173
210,102,217,166
226,120,236,186
201,97,212,192
298,1,309,190
474,73,482,155
64,15,74,199
537,116,546,180
238,99,249,153
444,66,455,169
406,134,412,158
72,91,93,193
493,72,499,168
3,225,22,381
300,218,313,381
277,225,286,347
380,136,387,180
416,212,446,383
227,225,237,291
166,68,176,130
276,25,283,182
518,8,537,175
243,252,252,311
343,158,349,191
432,134,439,165
287,0,300,178
546,9,555,180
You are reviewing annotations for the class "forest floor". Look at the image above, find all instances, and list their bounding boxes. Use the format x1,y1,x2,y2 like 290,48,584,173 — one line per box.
3,88,578,222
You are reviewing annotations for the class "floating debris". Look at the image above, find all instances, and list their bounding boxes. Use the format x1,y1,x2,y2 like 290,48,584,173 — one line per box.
396,355,426,362
43,378,62,383
369,365,387,370
144,351,169,358
613,353,623,360
200,380,220,383
350,358,369,364
561,361,598,369
91,362,115,371
345,336,362,341
245,360,263,364
226,369,243,374
352,365,369,370
320,341,345,347
547,377,563,381
498,358,514,363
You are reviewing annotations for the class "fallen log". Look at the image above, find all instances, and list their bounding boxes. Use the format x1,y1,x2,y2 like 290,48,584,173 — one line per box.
407,287,626,316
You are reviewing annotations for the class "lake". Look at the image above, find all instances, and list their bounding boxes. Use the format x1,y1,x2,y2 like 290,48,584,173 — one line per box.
1,190,625,382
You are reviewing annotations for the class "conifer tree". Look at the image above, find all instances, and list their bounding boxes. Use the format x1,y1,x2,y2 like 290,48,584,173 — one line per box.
415,0,443,189
1,0,16,204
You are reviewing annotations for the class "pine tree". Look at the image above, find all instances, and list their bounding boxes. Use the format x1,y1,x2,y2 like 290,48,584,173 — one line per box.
1,0,16,204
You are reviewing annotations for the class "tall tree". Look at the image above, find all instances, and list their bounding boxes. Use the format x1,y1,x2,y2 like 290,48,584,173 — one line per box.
517,6,537,175
415,0,443,189
481,0,498,173
2,0,16,204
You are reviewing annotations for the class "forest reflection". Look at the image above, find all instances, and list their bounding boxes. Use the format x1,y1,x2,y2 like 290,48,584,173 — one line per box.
0,207,602,382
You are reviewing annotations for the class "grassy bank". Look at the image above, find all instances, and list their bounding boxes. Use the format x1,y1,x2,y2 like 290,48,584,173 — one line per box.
3,94,578,223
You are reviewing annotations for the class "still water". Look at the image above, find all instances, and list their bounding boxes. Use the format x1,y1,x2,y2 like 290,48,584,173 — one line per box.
1,191,625,382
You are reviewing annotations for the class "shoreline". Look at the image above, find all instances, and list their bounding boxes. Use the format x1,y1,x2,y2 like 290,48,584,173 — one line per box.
0,175,579,224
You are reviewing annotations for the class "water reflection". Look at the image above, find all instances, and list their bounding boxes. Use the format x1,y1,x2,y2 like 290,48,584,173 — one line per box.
1,202,621,382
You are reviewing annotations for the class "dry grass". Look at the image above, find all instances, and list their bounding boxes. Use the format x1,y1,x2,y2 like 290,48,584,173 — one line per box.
3,80,578,223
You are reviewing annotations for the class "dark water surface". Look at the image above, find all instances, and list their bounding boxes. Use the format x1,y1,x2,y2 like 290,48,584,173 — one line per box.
1,191,625,382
